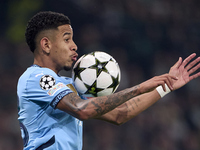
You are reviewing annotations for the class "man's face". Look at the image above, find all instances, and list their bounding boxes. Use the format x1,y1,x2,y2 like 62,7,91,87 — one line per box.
50,24,78,72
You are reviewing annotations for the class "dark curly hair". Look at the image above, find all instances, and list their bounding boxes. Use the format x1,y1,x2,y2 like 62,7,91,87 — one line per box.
25,11,71,52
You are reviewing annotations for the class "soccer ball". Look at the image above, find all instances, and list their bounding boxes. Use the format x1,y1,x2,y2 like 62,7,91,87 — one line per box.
72,51,121,98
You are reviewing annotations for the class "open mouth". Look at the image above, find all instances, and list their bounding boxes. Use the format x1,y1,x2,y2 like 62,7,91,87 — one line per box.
72,54,78,62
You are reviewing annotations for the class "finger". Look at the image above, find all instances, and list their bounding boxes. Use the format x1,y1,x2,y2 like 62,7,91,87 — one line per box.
161,83,166,91
165,74,177,90
158,74,175,91
163,73,178,82
189,72,200,81
188,62,200,75
182,53,197,67
164,76,174,91
169,75,178,80
155,80,166,91
186,57,200,71
171,57,182,69
159,79,172,92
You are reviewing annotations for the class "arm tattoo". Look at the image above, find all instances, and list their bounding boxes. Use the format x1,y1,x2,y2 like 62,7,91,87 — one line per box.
91,96,118,115
67,93,88,111
128,100,135,111
90,85,140,115
91,101,103,114
133,99,138,108
65,85,140,118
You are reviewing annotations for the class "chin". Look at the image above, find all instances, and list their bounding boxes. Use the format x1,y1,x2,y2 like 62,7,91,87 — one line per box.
64,66,72,71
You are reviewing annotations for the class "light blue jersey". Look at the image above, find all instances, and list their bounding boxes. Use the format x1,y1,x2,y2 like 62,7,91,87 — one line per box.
17,65,83,150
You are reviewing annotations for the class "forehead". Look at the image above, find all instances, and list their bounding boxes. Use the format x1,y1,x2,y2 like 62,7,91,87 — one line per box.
57,24,73,35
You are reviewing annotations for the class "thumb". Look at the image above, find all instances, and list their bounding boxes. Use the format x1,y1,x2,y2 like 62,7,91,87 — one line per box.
173,57,182,69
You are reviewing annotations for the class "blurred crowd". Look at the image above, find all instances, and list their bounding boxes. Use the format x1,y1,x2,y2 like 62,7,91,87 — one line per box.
1,0,200,149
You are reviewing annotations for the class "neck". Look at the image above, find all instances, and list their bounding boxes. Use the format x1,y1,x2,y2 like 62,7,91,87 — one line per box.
33,57,60,74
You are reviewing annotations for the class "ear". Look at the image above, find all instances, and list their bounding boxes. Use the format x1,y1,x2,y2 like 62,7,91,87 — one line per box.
40,37,51,54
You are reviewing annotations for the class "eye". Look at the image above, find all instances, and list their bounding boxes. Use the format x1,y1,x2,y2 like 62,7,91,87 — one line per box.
65,39,69,42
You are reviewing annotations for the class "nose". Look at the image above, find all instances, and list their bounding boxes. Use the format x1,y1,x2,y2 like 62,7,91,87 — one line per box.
71,41,78,51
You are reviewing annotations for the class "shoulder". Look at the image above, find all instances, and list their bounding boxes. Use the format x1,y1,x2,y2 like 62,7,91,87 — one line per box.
17,66,62,93
19,66,56,80
17,66,75,105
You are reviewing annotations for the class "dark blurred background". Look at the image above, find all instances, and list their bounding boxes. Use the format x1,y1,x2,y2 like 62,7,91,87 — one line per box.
1,0,200,149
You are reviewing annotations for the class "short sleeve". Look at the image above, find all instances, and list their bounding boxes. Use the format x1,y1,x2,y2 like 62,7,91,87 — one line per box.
25,68,73,108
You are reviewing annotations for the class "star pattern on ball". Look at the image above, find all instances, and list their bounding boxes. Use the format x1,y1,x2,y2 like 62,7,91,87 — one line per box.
89,57,112,77
84,81,104,97
108,74,120,92
73,59,86,81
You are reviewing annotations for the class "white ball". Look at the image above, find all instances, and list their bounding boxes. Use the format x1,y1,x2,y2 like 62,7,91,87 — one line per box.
72,51,121,98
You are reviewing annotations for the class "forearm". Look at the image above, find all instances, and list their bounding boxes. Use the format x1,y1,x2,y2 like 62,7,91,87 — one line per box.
58,74,174,120
57,85,141,120
97,89,161,125
87,85,141,117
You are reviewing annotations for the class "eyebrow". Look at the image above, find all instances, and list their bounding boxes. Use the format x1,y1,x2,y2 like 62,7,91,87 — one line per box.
63,32,71,36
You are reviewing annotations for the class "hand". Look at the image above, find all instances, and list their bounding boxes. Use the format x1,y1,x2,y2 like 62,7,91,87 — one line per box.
169,53,200,90
139,74,177,94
